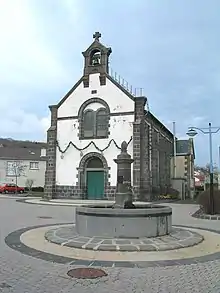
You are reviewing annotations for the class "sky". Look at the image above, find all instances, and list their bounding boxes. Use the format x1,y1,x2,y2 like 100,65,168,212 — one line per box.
0,0,220,167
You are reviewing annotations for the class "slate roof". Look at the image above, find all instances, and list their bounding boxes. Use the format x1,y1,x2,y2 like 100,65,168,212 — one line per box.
176,139,195,158
145,111,173,139
0,138,47,161
176,140,189,154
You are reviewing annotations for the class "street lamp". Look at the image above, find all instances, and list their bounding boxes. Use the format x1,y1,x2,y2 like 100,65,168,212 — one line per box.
186,128,198,137
186,122,220,215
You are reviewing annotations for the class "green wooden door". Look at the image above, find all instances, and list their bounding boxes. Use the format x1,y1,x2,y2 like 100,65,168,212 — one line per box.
87,171,104,199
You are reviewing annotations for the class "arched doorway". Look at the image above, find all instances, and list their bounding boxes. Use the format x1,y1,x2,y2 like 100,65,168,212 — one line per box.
86,157,105,199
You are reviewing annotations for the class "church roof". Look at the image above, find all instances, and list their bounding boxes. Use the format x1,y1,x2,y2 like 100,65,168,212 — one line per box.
146,111,173,138
55,73,135,109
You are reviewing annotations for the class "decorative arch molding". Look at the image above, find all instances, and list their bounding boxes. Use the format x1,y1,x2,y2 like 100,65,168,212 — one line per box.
78,152,109,171
77,152,110,193
78,98,110,140
78,97,110,117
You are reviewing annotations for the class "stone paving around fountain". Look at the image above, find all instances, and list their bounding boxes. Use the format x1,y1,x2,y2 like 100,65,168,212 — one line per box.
45,225,204,251
16,197,150,206
2,197,220,292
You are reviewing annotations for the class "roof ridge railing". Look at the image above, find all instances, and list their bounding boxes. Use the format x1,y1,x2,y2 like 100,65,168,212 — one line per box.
109,67,149,111
109,67,144,97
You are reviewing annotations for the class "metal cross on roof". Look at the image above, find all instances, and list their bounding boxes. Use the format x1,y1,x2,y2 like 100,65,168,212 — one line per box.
93,31,101,41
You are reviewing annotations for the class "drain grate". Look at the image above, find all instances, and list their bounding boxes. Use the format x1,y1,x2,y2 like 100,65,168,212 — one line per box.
37,216,53,219
67,268,108,279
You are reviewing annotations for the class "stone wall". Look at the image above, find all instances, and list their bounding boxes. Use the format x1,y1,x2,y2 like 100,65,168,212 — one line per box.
44,106,57,200
145,113,173,199
132,97,147,200
159,134,172,192
139,121,152,200
55,184,116,199
132,98,173,201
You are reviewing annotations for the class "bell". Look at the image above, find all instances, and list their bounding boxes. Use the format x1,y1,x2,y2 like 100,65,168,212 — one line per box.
92,55,100,65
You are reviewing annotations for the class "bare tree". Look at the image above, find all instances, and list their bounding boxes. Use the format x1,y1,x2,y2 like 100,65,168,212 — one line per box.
25,179,34,195
6,161,27,193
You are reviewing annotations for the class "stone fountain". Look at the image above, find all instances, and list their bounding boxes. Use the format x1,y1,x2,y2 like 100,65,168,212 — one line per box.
75,141,172,238
45,141,204,252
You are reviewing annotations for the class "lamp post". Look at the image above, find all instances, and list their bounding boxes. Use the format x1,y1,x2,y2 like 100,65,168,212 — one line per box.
186,123,220,215
173,122,177,178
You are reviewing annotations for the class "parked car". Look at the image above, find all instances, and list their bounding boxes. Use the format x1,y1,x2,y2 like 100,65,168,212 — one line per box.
0,183,25,194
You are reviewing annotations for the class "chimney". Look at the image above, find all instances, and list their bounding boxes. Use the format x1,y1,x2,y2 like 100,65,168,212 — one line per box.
41,148,46,157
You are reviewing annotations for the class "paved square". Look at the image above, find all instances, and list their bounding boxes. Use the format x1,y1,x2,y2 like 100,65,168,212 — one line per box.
1,196,220,292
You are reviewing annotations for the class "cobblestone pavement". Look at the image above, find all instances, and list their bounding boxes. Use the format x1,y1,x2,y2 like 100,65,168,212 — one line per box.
1,198,220,292
45,225,204,251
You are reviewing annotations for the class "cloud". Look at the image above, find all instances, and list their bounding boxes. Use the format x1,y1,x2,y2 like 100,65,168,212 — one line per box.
189,116,207,127
0,0,83,141
0,0,71,89
0,108,49,140
0,0,220,166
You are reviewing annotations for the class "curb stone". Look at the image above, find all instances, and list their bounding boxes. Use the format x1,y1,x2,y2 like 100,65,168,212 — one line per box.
192,208,220,220
4,223,220,268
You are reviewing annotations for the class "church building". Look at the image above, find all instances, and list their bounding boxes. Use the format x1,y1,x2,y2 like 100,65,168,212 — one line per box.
44,32,174,200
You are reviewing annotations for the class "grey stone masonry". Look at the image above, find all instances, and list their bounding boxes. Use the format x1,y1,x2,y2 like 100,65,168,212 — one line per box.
45,225,204,252
140,122,152,200
145,114,173,198
159,134,172,191
133,97,147,200
55,184,116,199
55,185,83,199
44,105,57,200
82,32,112,87
151,127,160,193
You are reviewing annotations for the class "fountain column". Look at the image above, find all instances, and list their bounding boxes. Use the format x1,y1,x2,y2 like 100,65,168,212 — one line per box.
113,141,134,208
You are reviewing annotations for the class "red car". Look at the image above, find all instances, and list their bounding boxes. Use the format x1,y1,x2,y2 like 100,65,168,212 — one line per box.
0,183,25,194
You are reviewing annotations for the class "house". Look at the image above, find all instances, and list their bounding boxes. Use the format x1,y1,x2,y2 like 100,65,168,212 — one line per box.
0,138,47,188
194,171,205,189
44,32,174,200
170,138,195,198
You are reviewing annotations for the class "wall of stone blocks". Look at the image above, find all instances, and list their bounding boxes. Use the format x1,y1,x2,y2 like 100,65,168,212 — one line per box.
132,97,147,200
145,115,173,197
55,184,116,199
44,106,57,200
140,122,152,200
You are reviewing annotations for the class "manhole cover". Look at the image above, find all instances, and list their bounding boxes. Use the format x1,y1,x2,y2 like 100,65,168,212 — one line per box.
37,216,53,219
67,268,108,279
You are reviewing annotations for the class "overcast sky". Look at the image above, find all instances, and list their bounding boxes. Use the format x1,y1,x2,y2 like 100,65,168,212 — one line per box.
0,0,220,166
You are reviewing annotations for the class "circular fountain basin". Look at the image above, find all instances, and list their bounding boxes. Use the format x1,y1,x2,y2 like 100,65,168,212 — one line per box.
75,204,172,238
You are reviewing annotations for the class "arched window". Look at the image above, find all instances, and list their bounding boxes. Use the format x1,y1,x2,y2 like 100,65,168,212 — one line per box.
81,107,109,139
78,98,110,140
